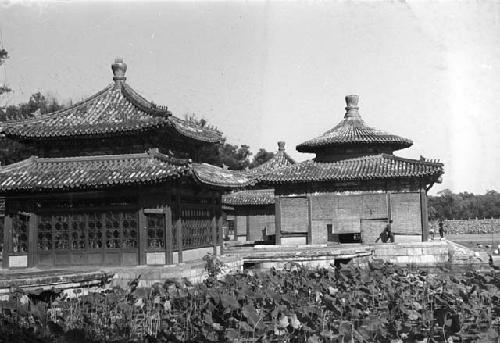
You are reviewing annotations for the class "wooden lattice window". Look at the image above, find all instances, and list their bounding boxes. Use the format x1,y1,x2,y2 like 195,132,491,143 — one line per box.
122,212,138,248
104,212,121,249
146,214,165,250
38,216,53,251
38,211,138,252
87,213,103,249
12,214,29,253
181,208,212,249
71,214,86,249
54,216,70,250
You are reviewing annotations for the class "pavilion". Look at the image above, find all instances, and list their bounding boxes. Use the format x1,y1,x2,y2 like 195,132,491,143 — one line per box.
259,95,444,245
0,58,251,269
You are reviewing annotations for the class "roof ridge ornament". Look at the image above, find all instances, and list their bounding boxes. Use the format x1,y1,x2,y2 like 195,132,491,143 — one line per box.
277,141,285,151
345,94,361,119
112,57,127,82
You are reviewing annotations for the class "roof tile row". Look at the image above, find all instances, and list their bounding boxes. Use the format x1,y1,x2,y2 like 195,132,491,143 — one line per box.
259,154,443,184
296,95,413,153
0,150,252,192
0,82,222,143
222,189,275,206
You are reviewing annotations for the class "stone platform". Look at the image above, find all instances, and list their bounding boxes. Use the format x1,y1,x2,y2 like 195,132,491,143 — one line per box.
0,255,243,296
370,239,489,268
0,240,490,297
224,244,373,270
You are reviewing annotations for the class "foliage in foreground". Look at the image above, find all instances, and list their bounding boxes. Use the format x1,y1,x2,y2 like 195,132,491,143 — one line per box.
1,262,500,343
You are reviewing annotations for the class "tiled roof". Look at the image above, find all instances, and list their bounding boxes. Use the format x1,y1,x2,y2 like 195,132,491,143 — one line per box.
259,154,444,184
0,60,222,144
296,95,412,153
249,141,296,176
222,189,275,206
0,149,252,193
191,164,255,189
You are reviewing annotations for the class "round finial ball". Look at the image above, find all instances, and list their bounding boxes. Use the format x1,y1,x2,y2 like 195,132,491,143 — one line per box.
112,58,127,80
345,95,359,107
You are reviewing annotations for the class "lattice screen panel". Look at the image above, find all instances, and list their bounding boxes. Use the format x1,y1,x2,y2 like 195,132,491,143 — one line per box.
38,216,53,251
104,212,121,249
37,211,139,252
71,215,86,249
54,216,70,250
122,212,138,248
12,214,28,253
181,208,213,249
87,213,103,249
146,214,165,250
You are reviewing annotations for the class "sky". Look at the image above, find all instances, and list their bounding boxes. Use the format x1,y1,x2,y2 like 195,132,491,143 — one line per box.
0,1,499,195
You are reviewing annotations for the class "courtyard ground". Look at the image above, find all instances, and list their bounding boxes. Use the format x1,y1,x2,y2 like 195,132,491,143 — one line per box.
447,233,500,253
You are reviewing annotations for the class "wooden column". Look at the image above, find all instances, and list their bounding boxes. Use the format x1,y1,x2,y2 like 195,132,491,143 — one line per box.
138,206,147,266
165,201,173,265
246,214,250,241
28,213,36,268
2,215,11,269
212,194,217,255
137,198,148,265
387,192,392,221
218,212,224,255
275,196,281,245
420,189,429,242
233,210,238,241
176,193,183,263
307,194,313,245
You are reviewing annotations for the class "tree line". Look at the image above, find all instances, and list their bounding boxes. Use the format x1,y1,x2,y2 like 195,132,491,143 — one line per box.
428,189,500,221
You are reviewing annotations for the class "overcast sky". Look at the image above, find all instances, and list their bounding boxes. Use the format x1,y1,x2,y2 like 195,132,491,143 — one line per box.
0,1,499,195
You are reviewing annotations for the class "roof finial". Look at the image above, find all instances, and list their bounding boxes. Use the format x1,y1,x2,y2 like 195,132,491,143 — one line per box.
112,57,127,82
277,141,285,151
345,94,360,119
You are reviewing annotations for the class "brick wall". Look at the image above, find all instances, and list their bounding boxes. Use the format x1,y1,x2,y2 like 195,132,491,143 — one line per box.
311,220,329,244
390,193,421,235
247,208,274,241
278,191,423,245
234,207,275,241
309,193,388,243
281,197,308,233
334,196,363,233
235,215,247,238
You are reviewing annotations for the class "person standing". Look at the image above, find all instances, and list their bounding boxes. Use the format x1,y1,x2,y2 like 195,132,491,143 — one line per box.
387,219,395,242
438,220,445,239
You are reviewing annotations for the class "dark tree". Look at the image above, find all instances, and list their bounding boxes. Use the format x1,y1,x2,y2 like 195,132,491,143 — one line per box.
184,113,252,170
0,92,65,165
428,189,500,220
250,148,274,168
